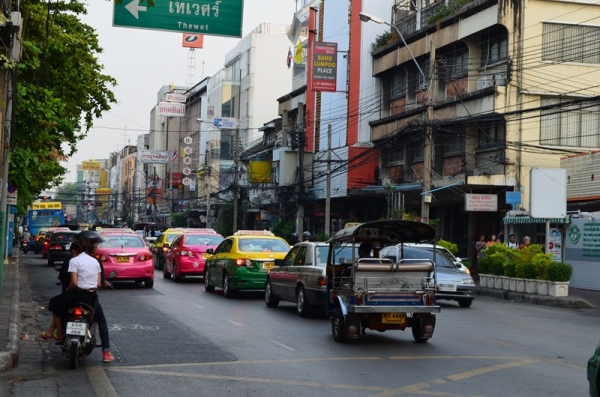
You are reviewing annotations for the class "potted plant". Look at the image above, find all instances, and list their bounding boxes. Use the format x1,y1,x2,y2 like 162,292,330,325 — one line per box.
522,263,538,294
547,262,573,297
532,252,552,296
477,257,490,288
488,252,507,289
503,261,518,291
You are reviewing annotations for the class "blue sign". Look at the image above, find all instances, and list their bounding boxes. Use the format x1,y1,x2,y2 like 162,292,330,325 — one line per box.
506,191,522,205
213,117,237,129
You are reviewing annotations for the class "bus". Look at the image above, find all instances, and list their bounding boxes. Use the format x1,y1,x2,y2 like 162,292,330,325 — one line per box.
27,202,66,239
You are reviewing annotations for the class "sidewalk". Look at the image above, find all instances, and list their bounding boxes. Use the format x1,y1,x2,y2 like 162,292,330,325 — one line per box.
475,284,597,309
0,252,19,372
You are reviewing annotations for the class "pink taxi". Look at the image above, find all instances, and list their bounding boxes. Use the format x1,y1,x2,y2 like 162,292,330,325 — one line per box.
97,228,154,288
163,229,224,282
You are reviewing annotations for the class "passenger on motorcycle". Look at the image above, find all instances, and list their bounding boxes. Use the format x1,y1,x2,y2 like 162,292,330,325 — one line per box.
41,239,100,343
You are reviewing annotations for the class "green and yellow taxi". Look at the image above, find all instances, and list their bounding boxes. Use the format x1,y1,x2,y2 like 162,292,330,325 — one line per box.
151,228,185,270
204,230,291,298
34,228,50,254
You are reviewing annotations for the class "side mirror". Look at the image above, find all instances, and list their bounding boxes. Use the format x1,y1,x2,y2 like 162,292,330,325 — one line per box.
456,257,463,263
206,248,214,255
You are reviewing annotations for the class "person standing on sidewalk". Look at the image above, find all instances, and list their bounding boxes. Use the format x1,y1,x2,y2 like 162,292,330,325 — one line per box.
475,235,486,260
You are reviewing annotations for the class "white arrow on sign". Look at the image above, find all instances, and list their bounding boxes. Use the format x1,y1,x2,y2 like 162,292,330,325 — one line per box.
125,0,147,19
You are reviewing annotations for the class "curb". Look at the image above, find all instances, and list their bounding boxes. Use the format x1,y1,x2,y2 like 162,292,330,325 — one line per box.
0,254,20,372
475,286,593,309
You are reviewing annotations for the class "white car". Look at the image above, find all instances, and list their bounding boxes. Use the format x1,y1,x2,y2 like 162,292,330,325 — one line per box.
403,243,470,274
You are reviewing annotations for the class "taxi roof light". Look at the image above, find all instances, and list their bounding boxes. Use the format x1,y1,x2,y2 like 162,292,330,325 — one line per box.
234,230,274,236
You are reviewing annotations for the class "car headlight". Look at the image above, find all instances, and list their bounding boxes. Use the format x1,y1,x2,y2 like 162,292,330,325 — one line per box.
461,278,474,284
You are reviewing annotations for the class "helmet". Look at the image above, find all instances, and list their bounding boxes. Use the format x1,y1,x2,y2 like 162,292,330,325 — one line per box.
302,231,311,241
291,233,298,239
76,230,105,245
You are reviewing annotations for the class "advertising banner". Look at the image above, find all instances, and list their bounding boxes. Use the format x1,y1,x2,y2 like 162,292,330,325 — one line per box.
169,172,183,188
465,194,498,212
548,228,562,261
311,42,337,92
182,34,204,48
158,102,185,117
82,161,101,171
140,150,170,164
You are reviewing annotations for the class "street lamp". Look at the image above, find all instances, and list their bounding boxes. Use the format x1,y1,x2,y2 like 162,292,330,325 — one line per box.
197,118,240,232
359,11,433,225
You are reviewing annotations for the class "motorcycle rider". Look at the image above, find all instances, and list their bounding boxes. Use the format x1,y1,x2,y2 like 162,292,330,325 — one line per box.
21,228,32,252
53,230,115,363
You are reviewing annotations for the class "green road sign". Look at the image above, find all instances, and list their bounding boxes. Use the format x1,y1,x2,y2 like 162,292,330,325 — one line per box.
113,0,244,38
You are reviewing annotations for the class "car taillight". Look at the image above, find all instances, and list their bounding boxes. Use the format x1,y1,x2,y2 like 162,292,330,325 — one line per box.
162,247,169,252
44,241,49,246
73,307,83,320
316,276,326,286
234,258,253,268
139,254,152,261
97,254,108,261
49,245,61,250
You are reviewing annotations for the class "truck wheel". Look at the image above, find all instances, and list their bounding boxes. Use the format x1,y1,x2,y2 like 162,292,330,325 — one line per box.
411,321,430,343
458,299,473,308
332,308,347,343
264,279,279,308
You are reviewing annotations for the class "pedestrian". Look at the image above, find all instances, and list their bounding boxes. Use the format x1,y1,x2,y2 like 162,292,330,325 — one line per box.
486,234,499,248
497,230,505,244
519,236,532,250
289,232,299,245
302,231,312,242
506,234,518,248
475,235,486,260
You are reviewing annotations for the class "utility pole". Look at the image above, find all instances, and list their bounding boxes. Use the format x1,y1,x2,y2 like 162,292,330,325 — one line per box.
233,127,239,232
421,43,436,225
296,103,305,235
325,124,331,237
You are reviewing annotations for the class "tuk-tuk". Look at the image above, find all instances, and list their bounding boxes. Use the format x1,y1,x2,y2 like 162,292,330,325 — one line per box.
326,220,441,343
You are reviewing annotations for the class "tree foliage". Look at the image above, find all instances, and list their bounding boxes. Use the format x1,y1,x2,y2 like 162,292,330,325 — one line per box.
9,0,117,215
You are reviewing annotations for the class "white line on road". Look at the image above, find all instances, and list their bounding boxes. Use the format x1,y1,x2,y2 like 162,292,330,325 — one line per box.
86,366,118,397
170,294,179,298
271,340,295,351
227,319,243,326
564,323,595,331
193,304,203,310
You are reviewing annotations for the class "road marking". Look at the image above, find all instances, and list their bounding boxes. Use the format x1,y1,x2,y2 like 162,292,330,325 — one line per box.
271,340,295,351
470,335,525,350
226,319,243,326
170,294,178,298
193,304,203,310
86,366,118,397
564,323,595,331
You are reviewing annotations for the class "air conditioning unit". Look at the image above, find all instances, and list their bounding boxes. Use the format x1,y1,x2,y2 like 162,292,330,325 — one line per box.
472,168,484,176
477,76,493,90
493,73,507,86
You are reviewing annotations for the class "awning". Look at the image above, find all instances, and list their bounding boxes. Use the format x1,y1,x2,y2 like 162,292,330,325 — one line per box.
502,215,572,224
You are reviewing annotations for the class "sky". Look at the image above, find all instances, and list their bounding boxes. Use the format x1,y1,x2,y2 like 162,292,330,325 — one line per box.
63,0,299,183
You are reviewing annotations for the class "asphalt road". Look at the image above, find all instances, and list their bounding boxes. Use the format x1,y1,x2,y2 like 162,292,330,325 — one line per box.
1,253,596,396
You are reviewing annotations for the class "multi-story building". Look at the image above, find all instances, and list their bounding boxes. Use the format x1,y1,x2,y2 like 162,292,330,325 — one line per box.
361,0,600,260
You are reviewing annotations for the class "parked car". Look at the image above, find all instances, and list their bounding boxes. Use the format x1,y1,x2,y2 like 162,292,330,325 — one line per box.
265,242,357,316
97,228,154,288
204,230,290,298
47,231,79,267
151,228,186,270
404,243,470,273
589,342,600,397
42,227,72,259
163,229,224,282
379,245,475,308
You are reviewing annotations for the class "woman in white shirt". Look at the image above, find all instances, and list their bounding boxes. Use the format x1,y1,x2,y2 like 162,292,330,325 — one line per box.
41,239,101,342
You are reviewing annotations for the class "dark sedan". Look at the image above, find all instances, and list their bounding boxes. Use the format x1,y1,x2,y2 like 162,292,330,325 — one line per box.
47,231,79,267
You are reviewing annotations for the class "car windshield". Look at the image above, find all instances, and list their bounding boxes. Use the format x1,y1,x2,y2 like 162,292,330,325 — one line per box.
99,235,145,248
166,234,180,243
185,235,224,246
402,247,456,269
238,238,289,252
316,245,357,266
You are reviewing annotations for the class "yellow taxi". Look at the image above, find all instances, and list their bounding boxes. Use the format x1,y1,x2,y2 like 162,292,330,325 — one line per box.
204,230,291,298
34,228,50,254
151,228,186,270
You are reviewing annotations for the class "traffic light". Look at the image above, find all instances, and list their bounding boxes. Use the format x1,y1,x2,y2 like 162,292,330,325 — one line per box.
38,195,52,200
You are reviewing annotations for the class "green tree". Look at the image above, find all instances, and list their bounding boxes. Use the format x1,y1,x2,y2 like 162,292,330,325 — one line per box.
9,0,117,215
54,182,82,207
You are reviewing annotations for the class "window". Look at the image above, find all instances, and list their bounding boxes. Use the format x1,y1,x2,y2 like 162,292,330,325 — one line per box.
439,43,469,81
540,98,600,147
477,121,505,149
414,139,424,160
443,131,465,155
392,68,407,98
543,23,600,64
481,26,508,66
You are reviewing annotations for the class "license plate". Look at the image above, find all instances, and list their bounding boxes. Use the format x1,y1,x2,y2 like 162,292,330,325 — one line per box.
381,312,406,324
66,322,87,336
65,244,71,250
438,283,457,292
263,262,275,270
116,256,130,263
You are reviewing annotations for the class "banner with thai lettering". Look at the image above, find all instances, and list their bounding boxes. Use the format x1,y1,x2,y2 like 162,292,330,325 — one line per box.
311,42,337,92
140,150,170,164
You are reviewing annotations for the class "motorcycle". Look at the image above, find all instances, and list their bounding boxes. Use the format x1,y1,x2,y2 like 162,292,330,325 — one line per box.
62,300,98,369
20,238,30,254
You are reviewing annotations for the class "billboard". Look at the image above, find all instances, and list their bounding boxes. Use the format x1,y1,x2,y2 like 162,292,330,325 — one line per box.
168,172,183,189
311,42,337,92
140,150,170,164
158,102,185,117
182,34,204,48
82,161,101,171
465,194,498,212
530,168,567,218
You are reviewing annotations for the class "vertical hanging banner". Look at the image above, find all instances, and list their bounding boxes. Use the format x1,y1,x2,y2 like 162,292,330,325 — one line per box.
311,42,337,92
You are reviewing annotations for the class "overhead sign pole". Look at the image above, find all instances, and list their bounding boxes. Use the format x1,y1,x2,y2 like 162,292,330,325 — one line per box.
113,0,244,38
